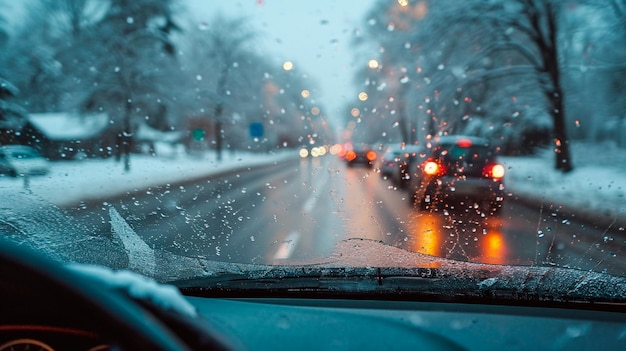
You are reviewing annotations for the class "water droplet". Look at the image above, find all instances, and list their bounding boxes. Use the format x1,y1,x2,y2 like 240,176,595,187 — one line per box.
565,324,590,338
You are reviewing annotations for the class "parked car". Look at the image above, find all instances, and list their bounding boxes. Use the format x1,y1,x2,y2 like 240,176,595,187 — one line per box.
407,136,505,214
0,145,50,177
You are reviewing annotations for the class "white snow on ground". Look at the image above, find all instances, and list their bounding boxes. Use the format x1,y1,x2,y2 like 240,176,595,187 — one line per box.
1,142,625,224
1,149,297,207
500,142,626,225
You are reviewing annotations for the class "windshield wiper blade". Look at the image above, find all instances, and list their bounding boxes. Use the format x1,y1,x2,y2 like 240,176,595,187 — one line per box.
174,266,626,310
175,267,440,294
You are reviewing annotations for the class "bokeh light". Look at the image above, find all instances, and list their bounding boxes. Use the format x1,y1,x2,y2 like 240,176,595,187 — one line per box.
283,61,294,71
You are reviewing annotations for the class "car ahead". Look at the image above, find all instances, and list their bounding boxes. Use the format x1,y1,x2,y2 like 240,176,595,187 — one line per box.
344,144,377,168
0,145,50,177
381,144,426,189
379,145,405,182
407,136,505,214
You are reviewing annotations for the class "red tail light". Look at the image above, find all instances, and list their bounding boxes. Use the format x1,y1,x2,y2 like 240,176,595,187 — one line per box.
345,150,357,161
484,164,505,179
366,150,377,161
423,161,440,175
457,139,473,148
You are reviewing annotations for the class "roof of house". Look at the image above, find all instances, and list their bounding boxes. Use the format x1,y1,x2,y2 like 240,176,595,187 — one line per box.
27,113,109,140
136,123,183,143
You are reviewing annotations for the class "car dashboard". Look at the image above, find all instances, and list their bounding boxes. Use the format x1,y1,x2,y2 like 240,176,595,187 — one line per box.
184,295,626,351
0,325,107,351
2,292,624,351
1,238,624,351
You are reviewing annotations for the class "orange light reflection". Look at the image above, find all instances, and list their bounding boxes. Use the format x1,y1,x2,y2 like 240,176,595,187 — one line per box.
479,216,508,265
408,211,509,266
408,213,442,257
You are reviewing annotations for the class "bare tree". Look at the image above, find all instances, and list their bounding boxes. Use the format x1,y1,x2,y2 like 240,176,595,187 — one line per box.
186,16,256,161
354,0,579,172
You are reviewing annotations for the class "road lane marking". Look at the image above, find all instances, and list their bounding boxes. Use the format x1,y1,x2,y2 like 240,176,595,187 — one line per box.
109,206,156,277
301,167,330,213
302,194,318,213
273,230,300,260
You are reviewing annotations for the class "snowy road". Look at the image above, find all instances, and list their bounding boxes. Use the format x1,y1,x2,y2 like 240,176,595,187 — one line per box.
64,156,626,277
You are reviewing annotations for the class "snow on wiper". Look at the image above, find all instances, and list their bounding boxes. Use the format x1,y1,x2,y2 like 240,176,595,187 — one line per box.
175,265,626,308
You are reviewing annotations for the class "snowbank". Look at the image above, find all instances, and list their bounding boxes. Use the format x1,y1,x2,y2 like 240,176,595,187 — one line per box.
501,143,626,228
1,150,297,207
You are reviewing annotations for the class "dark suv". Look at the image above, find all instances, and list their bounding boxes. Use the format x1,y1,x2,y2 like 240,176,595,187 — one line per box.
406,136,505,214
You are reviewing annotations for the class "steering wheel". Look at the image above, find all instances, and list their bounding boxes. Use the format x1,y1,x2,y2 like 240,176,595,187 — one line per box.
0,238,232,350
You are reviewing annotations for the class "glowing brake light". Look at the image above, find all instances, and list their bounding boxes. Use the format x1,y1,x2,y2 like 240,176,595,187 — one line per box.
423,161,439,175
485,164,505,179
345,150,357,161
366,150,377,161
457,139,473,148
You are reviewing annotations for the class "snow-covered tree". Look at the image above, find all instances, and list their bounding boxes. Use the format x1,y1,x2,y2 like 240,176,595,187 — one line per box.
68,0,180,170
0,10,27,143
350,0,626,172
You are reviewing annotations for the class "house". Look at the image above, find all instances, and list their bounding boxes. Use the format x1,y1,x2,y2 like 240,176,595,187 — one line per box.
8,112,185,160
135,122,184,155
20,113,113,160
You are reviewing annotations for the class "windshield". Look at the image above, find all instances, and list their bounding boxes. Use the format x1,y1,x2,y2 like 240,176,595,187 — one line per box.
0,0,625,302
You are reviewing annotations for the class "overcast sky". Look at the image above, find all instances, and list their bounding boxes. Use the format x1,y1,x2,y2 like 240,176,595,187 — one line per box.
185,0,378,124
